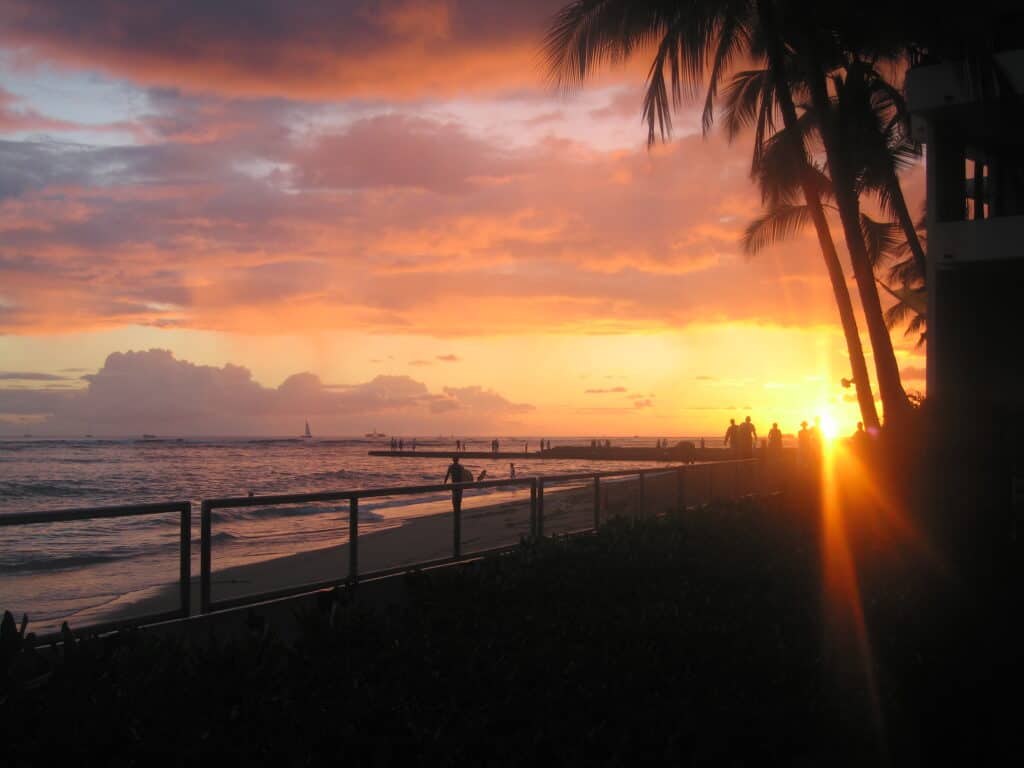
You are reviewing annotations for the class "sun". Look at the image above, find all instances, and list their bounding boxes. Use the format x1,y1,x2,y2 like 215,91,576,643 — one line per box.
819,411,839,441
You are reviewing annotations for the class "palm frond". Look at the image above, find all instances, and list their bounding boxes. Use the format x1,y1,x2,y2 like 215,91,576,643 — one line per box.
887,255,924,286
859,212,903,267
883,296,911,329
702,17,754,134
721,69,773,142
544,1,668,90
755,124,830,207
742,203,814,256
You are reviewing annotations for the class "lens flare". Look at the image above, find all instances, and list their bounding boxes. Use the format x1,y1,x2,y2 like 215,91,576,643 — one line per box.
819,411,838,441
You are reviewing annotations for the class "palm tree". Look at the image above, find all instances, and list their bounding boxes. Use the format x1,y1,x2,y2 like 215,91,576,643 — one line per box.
722,13,915,422
793,28,912,422
544,0,883,429
843,60,927,279
734,60,930,375
745,191,927,349
742,111,928,361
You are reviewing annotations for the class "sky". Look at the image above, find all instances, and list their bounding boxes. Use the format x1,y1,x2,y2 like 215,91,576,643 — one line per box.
0,0,925,437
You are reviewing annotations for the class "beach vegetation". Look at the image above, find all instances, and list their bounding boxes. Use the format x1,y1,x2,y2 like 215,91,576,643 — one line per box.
0,492,977,762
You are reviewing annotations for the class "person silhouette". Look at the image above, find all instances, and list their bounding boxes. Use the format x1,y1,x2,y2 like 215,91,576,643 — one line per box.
737,416,757,458
850,421,870,454
444,456,471,515
767,422,783,453
510,463,516,479
809,417,823,460
797,421,811,464
724,419,738,456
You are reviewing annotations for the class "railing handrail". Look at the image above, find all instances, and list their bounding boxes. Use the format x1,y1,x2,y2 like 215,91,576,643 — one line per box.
200,462,749,510
0,499,193,640
0,500,190,527
0,459,759,523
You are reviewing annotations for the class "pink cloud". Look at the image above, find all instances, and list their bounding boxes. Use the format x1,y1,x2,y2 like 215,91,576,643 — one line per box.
291,115,517,194
0,103,925,336
0,348,531,434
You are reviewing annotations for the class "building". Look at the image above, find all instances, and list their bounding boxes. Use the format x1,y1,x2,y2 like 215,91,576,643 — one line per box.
907,48,1024,563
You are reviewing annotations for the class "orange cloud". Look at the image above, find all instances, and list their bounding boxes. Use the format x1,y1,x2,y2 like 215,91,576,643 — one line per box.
0,0,575,100
1,94,924,342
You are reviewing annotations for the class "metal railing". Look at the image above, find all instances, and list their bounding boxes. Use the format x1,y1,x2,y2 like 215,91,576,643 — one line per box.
0,500,192,639
199,461,762,614
2,459,767,635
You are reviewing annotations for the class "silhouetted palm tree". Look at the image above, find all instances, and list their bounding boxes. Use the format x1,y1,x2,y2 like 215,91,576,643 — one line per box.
544,0,883,429
737,70,929,345
789,26,911,422
842,60,927,279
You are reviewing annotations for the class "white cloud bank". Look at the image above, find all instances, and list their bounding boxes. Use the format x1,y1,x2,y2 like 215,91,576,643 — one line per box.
0,349,532,435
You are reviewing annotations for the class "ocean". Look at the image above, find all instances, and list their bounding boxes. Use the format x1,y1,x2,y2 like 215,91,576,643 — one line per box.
1,435,722,633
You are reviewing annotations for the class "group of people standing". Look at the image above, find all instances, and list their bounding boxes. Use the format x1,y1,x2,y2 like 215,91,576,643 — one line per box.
723,416,759,459
454,438,552,453
389,437,415,451
723,416,835,465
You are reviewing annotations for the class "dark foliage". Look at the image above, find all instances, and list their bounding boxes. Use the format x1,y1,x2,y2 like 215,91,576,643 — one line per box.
1,492,1006,764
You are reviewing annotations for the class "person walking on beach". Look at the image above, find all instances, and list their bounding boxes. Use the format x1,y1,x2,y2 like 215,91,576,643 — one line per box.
737,416,757,459
797,421,811,464
850,421,870,456
810,417,823,457
444,456,471,515
510,463,516,479
724,419,738,455
412,438,417,452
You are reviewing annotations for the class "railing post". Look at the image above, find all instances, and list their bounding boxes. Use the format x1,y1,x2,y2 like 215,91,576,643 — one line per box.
453,489,462,559
638,471,646,518
593,475,600,531
349,497,359,583
200,500,211,614
537,479,545,538
530,480,537,538
179,502,191,618
676,467,686,514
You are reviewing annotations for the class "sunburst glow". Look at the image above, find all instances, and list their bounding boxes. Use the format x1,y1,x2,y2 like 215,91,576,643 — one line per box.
819,411,839,442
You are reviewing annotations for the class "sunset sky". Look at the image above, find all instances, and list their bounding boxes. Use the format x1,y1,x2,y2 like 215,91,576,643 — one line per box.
0,0,925,437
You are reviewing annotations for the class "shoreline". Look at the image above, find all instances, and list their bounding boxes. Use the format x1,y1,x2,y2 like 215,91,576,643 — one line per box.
102,473,683,625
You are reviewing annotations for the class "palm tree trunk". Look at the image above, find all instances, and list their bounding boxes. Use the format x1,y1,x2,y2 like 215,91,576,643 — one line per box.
756,0,880,431
887,166,927,280
803,67,911,424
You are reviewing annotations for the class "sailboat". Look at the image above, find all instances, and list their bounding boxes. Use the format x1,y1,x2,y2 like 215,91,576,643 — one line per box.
364,428,386,438
303,420,312,439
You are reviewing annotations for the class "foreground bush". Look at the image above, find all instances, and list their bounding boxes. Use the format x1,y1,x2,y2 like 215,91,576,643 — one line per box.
0,498,976,763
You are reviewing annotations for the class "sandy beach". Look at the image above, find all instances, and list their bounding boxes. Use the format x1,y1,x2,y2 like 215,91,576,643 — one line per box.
105,470,697,624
